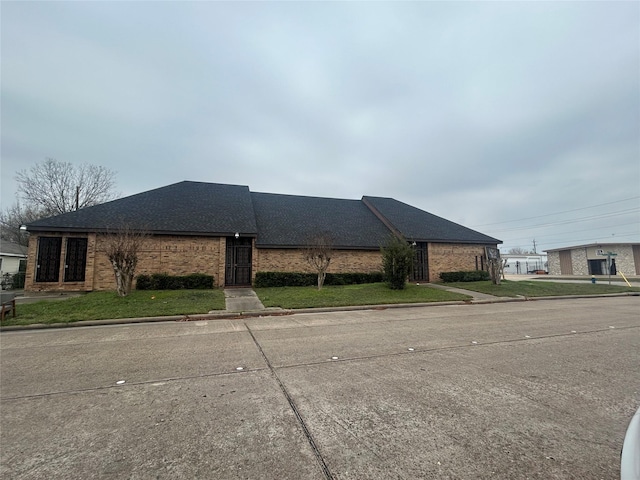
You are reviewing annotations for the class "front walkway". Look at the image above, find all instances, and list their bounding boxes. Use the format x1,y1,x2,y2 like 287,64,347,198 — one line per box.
223,288,266,312
425,283,504,301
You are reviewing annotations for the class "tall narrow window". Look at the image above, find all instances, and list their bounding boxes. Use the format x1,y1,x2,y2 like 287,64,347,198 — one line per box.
64,238,88,282
36,237,62,282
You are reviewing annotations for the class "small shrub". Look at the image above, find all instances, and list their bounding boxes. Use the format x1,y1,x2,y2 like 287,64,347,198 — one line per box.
136,273,214,290
381,236,414,290
12,272,26,289
440,270,490,282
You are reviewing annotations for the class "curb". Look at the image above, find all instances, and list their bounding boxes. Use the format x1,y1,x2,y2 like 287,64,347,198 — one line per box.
1,292,637,332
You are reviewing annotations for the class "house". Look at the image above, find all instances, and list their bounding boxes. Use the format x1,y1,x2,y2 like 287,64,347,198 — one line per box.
545,243,640,276
0,240,28,289
23,181,501,292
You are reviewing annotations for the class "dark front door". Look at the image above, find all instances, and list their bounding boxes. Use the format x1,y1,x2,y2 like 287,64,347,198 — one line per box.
410,242,429,282
225,237,252,286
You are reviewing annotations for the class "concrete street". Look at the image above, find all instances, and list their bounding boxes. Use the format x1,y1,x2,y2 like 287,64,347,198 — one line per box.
1,297,639,479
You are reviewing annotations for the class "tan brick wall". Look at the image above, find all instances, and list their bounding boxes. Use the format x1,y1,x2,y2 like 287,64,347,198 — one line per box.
25,231,497,292
254,248,382,275
92,235,225,290
428,243,489,282
24,233,98,292
26,233,226,292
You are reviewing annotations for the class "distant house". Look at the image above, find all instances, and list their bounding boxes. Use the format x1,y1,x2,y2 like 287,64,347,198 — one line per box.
0,240,28,289
23,181,501,292
546,243,640,276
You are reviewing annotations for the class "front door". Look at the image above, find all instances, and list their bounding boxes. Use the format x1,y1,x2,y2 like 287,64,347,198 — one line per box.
410,242,429,282
225,237,252,286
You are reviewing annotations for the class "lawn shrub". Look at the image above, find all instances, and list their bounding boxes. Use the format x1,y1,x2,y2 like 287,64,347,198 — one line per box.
440,270,490,282
254,272,384,288
381,235,414,290
136,273,214,290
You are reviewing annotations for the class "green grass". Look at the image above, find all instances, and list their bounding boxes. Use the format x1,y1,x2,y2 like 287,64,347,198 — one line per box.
4,280,637,327
443,280,640,297
255,282,470,309
2,289,226,326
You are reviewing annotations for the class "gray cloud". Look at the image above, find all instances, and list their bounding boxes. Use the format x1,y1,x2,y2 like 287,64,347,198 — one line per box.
2,1,638,253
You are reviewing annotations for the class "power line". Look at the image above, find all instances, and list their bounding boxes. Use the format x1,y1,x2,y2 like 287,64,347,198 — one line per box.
472,196,640,228
501,223,640,243
487,207,640,233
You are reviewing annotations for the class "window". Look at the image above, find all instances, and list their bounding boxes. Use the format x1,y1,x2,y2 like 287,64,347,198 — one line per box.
64,238,88,282
36,237,62,282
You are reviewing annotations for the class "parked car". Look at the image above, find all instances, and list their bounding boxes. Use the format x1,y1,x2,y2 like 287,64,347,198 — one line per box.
621,406,640,480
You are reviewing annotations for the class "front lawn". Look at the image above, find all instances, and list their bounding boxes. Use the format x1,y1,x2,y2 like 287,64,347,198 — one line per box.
255,282,470,309
2,289,226,326
442,280,640,297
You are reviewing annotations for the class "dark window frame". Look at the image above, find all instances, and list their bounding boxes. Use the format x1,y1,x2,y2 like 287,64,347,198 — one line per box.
35,237,62,283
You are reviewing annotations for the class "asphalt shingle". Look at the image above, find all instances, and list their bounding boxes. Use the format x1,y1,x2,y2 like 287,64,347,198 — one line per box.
363,196,501,244
27,181,258,236
251,192,391,249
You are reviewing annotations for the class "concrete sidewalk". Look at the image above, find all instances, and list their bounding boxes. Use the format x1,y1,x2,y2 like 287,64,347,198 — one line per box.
425,283,504,301
222,288,268,313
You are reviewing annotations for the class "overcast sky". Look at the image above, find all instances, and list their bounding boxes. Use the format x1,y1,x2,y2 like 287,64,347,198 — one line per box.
2,1,639,253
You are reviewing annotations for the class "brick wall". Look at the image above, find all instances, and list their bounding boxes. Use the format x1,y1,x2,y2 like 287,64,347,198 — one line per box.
254,248,382,276
24,233,98,292
26,233,225,292
93,235,225,290
25,231,499,292
428,243,489,282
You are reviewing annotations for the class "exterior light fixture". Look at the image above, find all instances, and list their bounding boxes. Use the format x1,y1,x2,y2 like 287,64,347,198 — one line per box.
19,225,27,231
234,232,240,239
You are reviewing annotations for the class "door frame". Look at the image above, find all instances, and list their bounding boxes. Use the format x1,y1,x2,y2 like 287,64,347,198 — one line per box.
225,237,253,286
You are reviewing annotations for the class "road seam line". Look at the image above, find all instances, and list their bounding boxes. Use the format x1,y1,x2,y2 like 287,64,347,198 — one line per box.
245,322,335,480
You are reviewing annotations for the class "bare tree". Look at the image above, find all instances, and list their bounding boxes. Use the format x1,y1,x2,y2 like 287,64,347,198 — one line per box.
103,226,147,297
16,158,118,215
304,232,333,290
508,247,531,255
0,201,47,247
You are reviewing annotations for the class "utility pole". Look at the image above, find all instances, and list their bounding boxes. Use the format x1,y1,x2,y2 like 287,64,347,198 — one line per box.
532,239,537,254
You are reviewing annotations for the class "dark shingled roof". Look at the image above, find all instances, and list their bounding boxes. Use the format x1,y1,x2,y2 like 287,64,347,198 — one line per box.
25,181,500,246
27,181,258,236
251,192,391,249
363,196,501,245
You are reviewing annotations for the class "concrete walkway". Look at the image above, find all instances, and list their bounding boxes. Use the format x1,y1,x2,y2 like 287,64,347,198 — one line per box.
425,283,504,301
222,288,266,313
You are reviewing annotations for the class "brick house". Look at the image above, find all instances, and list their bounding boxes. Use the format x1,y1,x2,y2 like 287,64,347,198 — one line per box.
23,181,501,292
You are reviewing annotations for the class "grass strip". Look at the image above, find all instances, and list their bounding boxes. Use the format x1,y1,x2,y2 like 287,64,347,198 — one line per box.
255,283,470,309
2,289,226,326
442,280,640,297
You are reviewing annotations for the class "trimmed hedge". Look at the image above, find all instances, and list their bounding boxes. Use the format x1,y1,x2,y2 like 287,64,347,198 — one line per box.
136,273,214,290
254,272,384,288
440,270,490,283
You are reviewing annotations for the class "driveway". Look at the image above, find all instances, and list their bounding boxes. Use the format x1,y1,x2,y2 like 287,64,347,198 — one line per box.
1,297,638,479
